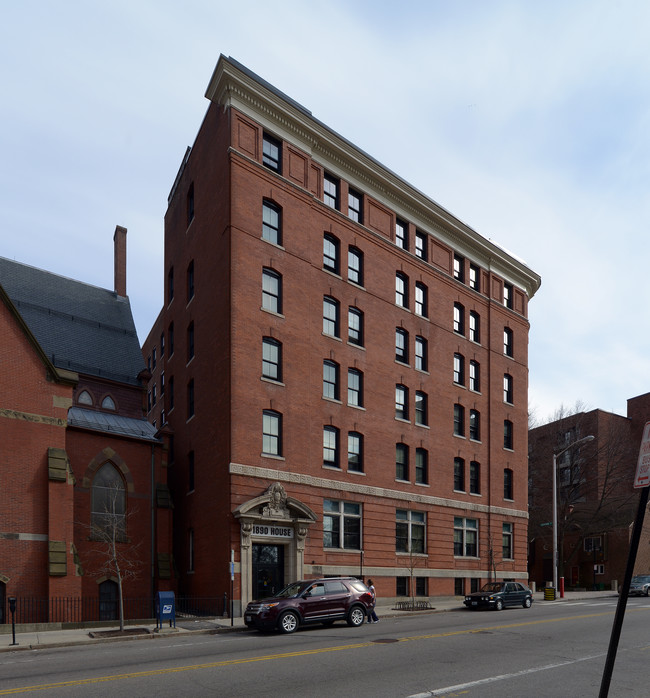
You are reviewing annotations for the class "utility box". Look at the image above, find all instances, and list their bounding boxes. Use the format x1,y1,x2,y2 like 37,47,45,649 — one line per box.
156,591,176,629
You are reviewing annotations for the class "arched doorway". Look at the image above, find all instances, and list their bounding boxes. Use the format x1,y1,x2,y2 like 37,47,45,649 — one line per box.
234,482,317,612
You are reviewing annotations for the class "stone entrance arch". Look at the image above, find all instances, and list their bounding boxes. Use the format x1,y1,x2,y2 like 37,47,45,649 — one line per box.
234,482,317,611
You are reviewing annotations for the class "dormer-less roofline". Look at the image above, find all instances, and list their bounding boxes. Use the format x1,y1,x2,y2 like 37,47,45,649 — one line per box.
205,55,541,300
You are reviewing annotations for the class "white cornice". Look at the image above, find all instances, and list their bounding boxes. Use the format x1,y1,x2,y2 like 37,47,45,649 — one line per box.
205,56,541,299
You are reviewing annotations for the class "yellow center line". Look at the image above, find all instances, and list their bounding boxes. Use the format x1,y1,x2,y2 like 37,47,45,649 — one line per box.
0,609,623,695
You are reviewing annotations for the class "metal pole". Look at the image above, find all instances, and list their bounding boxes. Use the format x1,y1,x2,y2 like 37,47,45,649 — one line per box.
599,486,649,697
552,453,558,591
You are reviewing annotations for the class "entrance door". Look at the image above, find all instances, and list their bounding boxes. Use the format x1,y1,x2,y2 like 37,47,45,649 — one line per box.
252,544,284,599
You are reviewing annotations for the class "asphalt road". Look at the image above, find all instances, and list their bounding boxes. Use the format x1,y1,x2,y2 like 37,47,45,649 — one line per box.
1,596,649,697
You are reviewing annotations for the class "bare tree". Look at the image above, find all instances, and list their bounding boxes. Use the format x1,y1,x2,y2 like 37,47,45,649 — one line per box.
82,484,144,631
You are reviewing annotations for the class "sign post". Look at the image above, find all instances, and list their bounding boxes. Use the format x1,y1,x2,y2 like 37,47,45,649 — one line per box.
599,421,650,697
230,549,234,627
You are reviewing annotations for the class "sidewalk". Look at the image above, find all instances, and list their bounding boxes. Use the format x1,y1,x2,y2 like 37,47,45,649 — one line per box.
0,590,619,653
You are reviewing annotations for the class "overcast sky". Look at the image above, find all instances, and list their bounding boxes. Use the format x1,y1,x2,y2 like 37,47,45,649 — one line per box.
2,0,649,424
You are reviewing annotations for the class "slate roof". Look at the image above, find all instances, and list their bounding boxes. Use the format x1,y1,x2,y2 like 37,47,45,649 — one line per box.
68,407,159,441
0,257,145,386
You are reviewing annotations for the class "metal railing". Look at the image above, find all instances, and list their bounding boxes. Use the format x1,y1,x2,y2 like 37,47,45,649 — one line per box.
2,595,228,625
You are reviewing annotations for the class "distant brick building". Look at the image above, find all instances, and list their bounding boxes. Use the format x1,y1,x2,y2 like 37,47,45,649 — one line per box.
528,394,650,591
143,55,541,613
0,228,173,622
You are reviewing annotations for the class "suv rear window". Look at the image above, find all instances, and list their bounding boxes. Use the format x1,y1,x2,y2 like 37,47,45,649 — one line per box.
349,580,369,593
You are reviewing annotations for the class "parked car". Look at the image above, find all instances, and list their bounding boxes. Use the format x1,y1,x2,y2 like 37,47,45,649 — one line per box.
244,577,373,633
625,575,650,596
464,581,534,611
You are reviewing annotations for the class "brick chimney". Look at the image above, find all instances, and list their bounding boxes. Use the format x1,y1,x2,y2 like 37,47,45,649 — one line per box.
113,225,127,297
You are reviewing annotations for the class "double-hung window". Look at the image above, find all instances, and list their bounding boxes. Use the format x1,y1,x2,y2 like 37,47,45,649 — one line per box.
504,420,514,450
415,448,428,484
469,263,480,291
395,219,408,249
504,373,513,403
415,336,427,371
323,234,340,274
469,360,480,391
503,523,513,559
504,282,513,309
453,303,464,334
396,510,425,553
395,384,408,420
262,338,282,381
395,328,408,363
415,231,427,260
323,296,340,337
415,282,427,317
348,189,362,222
453,353,465,385
348,307,363,346
323,360,339,400
469,461,480,494
453,254,465,282
348,432,363,472
504,468,514,499
454,517,478,557
324,173,339,209
262,201,281,245
263,410,282,456
323,426,340,467
453,404,465,436
396,272,408,308
396,443,408,480
323,499,361,549
415,391,427,426
454,457,465,491
469,409,480,441
348,247,363,285
262,268,282,314
504,327,514,357
348,369,363,407
263,133,282,172
469,311,480,342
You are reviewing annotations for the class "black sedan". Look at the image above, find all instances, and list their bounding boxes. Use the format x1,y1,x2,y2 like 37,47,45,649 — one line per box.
464,581,533,610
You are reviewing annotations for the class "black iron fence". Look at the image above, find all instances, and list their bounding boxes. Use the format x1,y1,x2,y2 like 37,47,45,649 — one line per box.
2,595,228,625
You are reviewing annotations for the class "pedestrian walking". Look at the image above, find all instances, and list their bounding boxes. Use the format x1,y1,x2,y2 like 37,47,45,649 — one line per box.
366,578,379,623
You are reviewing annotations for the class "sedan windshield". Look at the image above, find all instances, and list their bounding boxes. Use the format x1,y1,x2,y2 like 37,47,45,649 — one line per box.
480,583,504,593
632,576,650,584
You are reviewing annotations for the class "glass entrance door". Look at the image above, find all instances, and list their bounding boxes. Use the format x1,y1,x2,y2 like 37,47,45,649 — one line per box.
252,544,285,599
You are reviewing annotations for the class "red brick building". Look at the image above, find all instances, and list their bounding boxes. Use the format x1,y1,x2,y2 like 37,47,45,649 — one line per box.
143,56,541,613
528,394,650,590
0,228,173,623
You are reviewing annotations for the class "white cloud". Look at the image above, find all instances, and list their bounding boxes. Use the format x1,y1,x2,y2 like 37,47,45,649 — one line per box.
2,0,650,422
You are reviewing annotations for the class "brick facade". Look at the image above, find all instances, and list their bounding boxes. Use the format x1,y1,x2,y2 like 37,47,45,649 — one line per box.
0,242,173,623
143,56,541,613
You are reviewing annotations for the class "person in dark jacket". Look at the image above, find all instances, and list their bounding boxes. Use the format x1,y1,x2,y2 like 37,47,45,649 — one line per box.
366,579,379,623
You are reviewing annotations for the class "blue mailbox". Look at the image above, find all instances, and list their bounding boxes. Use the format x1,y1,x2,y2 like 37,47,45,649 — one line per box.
156,591,176,629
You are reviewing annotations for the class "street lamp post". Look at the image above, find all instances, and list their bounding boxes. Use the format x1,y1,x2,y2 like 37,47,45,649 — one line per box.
552,434,595,595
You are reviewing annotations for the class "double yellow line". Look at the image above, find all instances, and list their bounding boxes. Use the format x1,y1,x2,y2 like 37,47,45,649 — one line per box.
0,610,621,694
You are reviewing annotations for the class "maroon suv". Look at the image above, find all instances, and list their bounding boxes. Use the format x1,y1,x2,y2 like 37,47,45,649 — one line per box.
244,577,373,633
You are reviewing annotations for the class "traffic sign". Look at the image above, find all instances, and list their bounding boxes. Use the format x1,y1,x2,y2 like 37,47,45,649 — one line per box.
634,421,650,488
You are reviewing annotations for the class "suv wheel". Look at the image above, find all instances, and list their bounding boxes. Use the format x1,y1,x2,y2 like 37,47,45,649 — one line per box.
347,605,366,627
278,611,299,634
